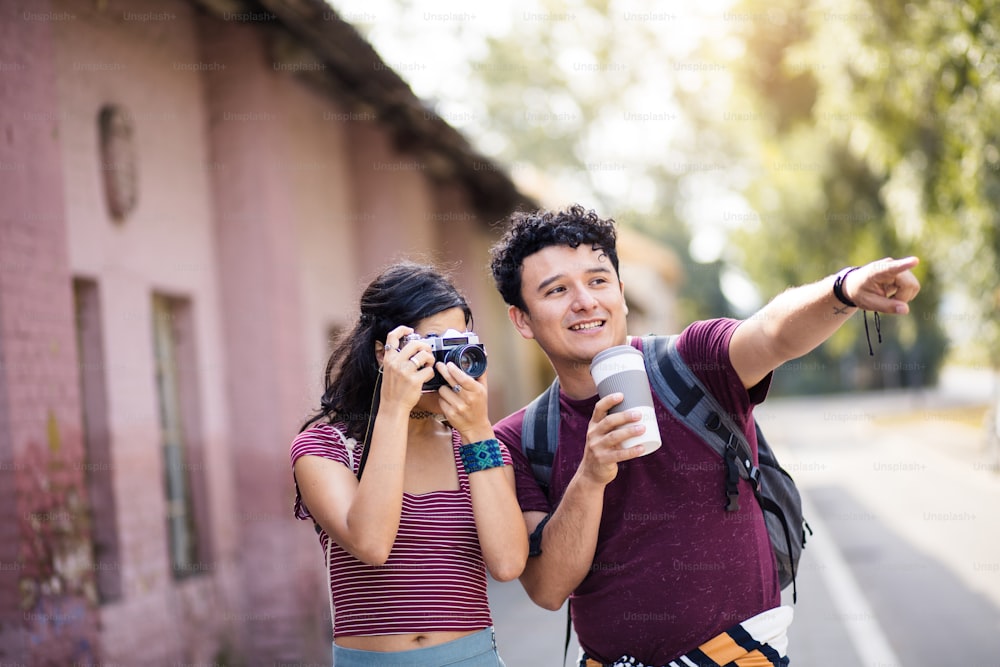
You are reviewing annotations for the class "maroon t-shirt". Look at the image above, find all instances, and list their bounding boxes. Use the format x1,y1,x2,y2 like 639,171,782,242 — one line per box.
494,318,780,665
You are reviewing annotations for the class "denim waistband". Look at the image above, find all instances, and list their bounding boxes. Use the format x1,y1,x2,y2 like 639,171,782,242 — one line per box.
333,627,503,666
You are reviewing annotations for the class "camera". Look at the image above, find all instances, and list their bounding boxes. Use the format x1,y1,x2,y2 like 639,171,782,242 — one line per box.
404,329,487,390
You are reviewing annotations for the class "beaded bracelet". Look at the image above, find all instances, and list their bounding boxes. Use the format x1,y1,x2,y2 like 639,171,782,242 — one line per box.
460,438,505,474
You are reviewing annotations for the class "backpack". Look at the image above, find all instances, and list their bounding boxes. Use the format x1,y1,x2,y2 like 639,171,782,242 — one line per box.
521,335,811,601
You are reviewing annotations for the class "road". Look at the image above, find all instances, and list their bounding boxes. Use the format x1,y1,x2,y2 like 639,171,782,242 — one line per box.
488,367,1000,666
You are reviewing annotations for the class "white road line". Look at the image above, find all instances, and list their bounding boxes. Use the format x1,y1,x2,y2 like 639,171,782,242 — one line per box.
801,493,903,667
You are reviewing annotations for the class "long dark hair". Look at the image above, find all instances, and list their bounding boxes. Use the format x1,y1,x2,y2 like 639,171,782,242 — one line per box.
300,262,473,440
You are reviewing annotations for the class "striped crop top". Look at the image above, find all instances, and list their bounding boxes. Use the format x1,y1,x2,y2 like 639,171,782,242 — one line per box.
290,422,512,637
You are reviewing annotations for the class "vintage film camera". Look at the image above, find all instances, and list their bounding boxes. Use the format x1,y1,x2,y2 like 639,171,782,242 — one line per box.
404,329,487,390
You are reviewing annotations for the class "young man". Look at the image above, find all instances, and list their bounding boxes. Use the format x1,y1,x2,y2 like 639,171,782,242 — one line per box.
489,205,921,667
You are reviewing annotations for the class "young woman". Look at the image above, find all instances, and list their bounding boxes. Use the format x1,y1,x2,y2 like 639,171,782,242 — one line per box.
291,262,527,666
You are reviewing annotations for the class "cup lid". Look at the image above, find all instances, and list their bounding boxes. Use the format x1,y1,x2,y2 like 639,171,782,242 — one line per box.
590,344,644,378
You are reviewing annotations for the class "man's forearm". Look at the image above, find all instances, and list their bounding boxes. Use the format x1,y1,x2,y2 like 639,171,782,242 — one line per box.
731,258,920,388
762,275,853,359
519,474,606,610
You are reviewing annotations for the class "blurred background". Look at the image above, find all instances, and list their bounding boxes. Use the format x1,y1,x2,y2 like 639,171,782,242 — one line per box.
1,0,998,664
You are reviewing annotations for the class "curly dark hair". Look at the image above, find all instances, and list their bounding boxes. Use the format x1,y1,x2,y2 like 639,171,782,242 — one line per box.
489,204,619,312
299,262,472,439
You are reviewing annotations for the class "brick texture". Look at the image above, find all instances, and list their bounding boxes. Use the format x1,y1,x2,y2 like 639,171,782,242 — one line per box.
0,0,100,663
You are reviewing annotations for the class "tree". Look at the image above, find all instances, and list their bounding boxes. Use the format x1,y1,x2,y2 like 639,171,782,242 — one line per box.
715,0,954,392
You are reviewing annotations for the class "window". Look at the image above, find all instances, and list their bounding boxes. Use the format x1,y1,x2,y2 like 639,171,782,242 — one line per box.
73,279,122,602
151,294,211,577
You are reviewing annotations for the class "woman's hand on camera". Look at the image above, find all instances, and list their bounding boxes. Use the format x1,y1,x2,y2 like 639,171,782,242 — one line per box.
380,326,435,412
436,363,493,442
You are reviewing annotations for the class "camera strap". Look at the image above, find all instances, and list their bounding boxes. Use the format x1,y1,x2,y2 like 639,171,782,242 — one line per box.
354,370,382,480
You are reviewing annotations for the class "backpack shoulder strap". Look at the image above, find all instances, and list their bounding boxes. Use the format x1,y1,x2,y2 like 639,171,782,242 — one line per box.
642,337,808,599
520,377,561,494
641,335,760,510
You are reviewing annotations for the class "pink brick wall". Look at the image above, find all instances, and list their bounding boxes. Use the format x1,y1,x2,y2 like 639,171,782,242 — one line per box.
45,0,250,664
279,74,361,411
1,0,519,664
348,118,437,277
197,11,327,664
0,0,101,662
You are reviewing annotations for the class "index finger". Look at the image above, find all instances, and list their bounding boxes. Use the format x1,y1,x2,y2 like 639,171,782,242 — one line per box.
872,256,919,278
385,325,415,349
592,392,624,422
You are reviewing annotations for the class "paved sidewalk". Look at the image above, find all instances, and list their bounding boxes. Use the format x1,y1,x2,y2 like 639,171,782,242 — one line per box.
758,366,1000,665
489,578,579,667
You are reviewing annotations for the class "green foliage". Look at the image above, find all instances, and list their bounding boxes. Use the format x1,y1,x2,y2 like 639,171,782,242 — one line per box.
836,0,999,367
716,0,1000,390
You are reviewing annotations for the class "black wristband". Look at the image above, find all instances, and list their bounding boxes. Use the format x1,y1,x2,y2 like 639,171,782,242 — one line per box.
528,513,552,557
833,266,860,308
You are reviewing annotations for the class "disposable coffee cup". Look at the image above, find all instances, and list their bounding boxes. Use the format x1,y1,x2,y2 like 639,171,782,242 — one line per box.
590,345,662,455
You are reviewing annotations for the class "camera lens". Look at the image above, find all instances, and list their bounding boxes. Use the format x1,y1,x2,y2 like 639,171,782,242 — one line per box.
445,345,487,378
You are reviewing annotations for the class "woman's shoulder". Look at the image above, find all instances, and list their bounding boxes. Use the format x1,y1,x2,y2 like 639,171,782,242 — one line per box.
294,420,348,443
290,422,358,465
